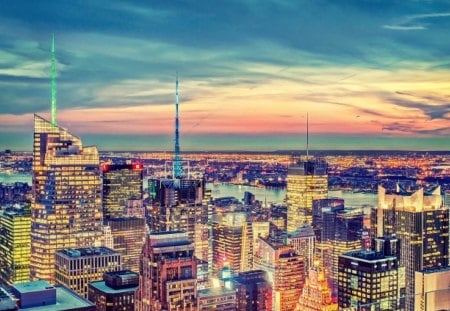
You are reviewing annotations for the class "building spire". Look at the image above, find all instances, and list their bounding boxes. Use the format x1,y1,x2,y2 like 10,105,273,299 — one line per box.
51,34,57,126
306,112,309,157
173,72,183,178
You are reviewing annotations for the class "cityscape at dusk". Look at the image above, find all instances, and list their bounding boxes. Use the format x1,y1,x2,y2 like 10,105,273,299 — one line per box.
1,1,450,311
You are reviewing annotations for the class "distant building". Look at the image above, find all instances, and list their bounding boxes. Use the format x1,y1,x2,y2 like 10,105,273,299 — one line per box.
148,178,204,207
253,237,305,311
55,247,121,298
373,185,449,311
414,267,450,311
103,217,146,272
287,158,328,232
31,115,103,283
10,280,95,310
338,236,405,311
0,205,31,285
243,191,255,205
88,270,138,311
102,163,143,219
136,231,197,311
234,270,272,311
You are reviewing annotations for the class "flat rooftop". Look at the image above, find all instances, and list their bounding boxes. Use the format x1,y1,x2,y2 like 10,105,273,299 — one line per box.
13,280,53,294
89,281,138,295
56,247,118,258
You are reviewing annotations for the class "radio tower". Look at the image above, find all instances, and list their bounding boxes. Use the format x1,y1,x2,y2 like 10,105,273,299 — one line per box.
51,34,57,126
173,73,183,178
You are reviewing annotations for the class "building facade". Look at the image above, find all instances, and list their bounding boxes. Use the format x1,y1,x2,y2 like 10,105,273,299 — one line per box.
31,115,103,283
373,185,449,311
287,158,328,233
102,163,143,219
88,270,139,311
234,270,272,311
136,231,197,311
55,247,121,298
0,205,31,285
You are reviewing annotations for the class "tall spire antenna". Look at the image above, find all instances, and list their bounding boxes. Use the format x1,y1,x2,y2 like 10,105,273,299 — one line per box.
173,72,183,178
51,34,57,126
306,112,309,157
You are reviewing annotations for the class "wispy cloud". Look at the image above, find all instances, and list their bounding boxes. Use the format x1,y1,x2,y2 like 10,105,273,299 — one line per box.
383,11,450,31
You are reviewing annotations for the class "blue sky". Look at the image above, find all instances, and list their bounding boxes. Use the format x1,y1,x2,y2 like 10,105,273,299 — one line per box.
1,1,450,151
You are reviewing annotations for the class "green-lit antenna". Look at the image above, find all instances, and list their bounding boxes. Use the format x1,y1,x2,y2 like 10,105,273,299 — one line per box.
51,34,56,126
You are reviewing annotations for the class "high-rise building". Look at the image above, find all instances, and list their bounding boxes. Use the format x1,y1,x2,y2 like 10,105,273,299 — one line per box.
0,205,31,285
338,236,405,310
136,231,197,311
197,265,236,311
373,185,449,311
312,198,344,243
55,247,121,298
414,267,450,311
31,115,103,283
102,163,143,219
321,207,363,296
295,260,337,311
212,212,247,276
88,270,139,311
287,158,328,233
234,270,272,311
288,223,315,272
103,217,146,272
253,237,305,311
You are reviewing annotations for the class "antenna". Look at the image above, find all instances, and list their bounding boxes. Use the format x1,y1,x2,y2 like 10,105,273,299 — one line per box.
51,34,57,126
173,72,183,178
306,112,309,157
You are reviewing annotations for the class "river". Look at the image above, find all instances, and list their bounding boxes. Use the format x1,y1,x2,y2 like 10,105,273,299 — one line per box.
206,183,377,209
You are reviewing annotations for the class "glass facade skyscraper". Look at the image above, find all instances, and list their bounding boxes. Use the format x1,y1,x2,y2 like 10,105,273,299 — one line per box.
30,115,103,283
287,158,328,233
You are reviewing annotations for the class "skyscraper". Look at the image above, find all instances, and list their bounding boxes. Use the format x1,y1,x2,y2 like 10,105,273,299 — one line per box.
373,185,449,311
30,115,103,283
287,158,328,233
102,163,143,219
234,270,272,311
253,237,305,311
55,247,122,298
136,231,197,311
338,236,405,310
212,212,248,276
0,205,31,285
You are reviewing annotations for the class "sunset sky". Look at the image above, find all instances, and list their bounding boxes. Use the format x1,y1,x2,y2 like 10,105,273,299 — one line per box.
1,1,450,151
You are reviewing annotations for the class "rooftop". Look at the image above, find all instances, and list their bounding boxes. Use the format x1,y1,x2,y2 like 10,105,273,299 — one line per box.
17,286,95,311
13,281,53,294
56,247,118,258
89,281,138,295
198,287,235,298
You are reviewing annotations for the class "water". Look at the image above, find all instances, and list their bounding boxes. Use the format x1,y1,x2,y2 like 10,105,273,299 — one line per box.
0,173,32,185
206,183,377,209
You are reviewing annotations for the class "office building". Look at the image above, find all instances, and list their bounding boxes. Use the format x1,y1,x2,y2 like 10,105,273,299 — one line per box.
373,185,449,311
295,260,337,311
234,270,272,311
414,267,450,311
253,237,305,311
102,163,143,219
88,270,138,311
55,247,121,298
10,280,95,310
212,212,247,275
103,217,146,272
0,205,31,285
338,236,405,310
136,231,197,311
287,158,328,232
312,198,344,243
288,223,315,272
321,207,363,295
31,115,103,283
197,265,236,311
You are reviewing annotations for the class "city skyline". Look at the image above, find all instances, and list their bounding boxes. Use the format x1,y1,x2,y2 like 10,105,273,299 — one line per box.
1,1,450,151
